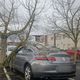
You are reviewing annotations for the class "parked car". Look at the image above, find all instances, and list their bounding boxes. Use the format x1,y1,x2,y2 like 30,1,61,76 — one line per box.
6,45,16,56
11,42,76,80
66,49,80,56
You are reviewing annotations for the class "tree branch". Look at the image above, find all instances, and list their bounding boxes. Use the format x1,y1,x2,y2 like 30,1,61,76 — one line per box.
7,0,37,36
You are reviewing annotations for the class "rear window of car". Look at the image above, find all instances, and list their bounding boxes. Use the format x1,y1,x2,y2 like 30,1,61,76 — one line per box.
49,54,70,57
34,44,46,50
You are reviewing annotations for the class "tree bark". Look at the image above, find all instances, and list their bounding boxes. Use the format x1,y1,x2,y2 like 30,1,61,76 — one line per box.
45,35,48,46
0,35,7,64
74,41,77,63
54,33,56,47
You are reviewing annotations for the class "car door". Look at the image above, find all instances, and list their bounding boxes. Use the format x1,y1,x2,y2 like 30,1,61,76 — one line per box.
14,48,34,72
14,50,24,70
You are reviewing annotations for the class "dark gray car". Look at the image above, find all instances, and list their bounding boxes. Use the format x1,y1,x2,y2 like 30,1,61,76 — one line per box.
12,42,76,80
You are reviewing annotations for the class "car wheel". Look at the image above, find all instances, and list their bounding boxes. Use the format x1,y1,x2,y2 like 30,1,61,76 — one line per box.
24,65,32,80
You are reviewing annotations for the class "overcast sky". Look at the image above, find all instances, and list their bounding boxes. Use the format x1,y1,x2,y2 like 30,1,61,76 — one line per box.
17,0,52,34
0,0,80,34
8,0,80,34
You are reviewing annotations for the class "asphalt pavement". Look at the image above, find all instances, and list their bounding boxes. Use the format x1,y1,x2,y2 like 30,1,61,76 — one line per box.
0,63,80,80
75,63,80,80
9,63,80,80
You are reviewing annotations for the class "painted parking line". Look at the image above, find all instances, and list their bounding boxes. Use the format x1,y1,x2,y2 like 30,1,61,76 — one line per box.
69,78,75,80
3,68,11,80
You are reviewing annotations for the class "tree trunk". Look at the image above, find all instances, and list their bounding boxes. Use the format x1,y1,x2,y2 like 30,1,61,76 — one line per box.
74,41,77,63
54,33,56,47
0,35,7,64
45,35,48,46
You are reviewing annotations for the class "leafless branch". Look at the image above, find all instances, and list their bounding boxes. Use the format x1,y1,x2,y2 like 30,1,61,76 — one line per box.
49,0,80,49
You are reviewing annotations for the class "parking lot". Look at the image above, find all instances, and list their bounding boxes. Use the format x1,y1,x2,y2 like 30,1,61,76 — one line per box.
4,63,79,80
0,63,79,80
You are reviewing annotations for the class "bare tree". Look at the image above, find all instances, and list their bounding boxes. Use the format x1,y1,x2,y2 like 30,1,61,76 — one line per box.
48,0,80,62
0,0,45,65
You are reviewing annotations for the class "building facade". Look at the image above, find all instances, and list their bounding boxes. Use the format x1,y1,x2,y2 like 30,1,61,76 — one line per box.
32,33,80,50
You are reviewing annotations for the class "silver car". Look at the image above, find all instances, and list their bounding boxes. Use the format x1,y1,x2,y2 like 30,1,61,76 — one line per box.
12,42,76,80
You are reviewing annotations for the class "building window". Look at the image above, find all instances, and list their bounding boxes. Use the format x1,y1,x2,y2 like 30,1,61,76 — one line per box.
57,44,59,46
63,44,65,47
63,34,66,39
63,34,69,38
56,34,61,40
68,44,70,46
41,37,44,42
51,37,54,40
35,36,41,42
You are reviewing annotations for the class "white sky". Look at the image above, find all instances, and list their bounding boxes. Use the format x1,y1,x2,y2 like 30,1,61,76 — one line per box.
0,0,80,34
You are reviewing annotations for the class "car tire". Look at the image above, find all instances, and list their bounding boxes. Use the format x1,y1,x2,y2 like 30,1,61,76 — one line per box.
24,65,32,80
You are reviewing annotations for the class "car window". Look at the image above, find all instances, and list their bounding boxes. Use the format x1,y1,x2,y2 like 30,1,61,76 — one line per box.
33,43,48,51
49,54,70,57
23,48,33,52
26,49,33,52
17,50,23,55
8,47,15,51
17,48,33,55
35,44,43,49
21,48,33,56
